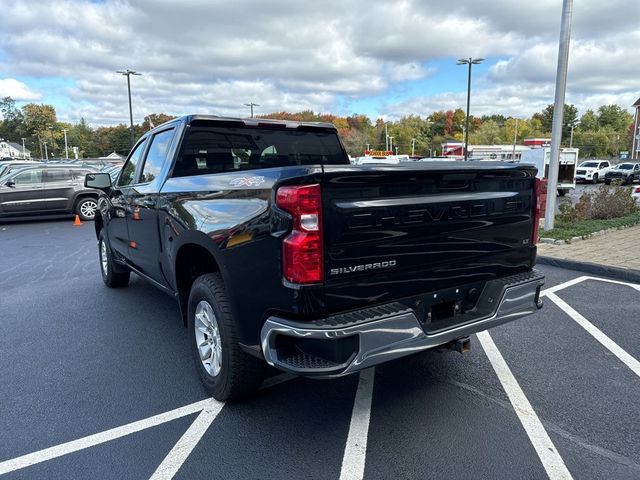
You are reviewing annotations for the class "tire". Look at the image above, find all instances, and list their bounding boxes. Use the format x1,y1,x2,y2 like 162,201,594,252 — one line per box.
626,176,633,185
557,189,567,196
98,230,130,288
591,173,598,184
605,179,611,185
76,197,98,221
188,273,264,402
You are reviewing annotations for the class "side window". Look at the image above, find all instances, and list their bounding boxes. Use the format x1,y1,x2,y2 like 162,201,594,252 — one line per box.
13,169,43,185
44,169,72,182
602,162,609,168
117,140,147,186
140,128,174,183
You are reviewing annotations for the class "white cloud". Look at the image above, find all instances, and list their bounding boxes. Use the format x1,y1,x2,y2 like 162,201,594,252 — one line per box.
0,0,637,125
0,78,41,101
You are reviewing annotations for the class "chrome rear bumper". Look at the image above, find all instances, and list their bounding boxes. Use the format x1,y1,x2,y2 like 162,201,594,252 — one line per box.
260,270,544,377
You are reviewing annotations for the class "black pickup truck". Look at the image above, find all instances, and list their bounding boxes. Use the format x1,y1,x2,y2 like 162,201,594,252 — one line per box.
86,115,544,401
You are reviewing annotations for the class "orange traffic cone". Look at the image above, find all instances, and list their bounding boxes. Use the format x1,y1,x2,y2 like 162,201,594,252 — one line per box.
73,214,83,226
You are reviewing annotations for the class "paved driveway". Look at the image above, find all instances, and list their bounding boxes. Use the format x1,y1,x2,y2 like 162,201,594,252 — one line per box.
1,219,638,479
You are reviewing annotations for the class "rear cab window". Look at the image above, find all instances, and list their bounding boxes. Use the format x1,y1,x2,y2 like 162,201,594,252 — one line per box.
171,121,346,178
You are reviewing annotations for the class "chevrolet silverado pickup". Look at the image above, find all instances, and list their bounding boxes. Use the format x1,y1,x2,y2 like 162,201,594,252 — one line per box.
86,115,544,401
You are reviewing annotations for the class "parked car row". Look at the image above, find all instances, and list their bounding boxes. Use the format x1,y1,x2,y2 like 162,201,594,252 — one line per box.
604,162,640,185
0,163,121,221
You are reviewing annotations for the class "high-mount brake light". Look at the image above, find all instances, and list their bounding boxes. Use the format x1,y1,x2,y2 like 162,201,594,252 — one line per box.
276,184,323,284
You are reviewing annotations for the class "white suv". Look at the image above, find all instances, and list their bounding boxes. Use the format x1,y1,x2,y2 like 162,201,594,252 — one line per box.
575,160,611,184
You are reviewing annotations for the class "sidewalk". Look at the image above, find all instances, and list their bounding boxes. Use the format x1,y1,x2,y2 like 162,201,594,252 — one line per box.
537,224,640,279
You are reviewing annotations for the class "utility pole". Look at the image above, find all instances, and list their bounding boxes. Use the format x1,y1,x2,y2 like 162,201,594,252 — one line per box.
38,136,43,160
411,138,416,156
21,138,26,159
117,69,142,148
63,129,69,159
457,57,484,161
389,136,394,153
243,102,259,118
569,124,574,148
43,142,48,161
48,125,55,155
512,119,519,161
385,123,388,151
544,0,573,231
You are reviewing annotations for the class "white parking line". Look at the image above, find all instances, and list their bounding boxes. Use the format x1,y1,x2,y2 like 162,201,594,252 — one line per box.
540,276,589,296
339,368,375,480
582,276,640,292
150,399,224,480
0,373,298,477
0,398,212,476
477,331,573,480
547,293,640,378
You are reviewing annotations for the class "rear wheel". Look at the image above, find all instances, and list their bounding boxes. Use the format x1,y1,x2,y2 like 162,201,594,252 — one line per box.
77,197,98,221
98,230,130,288
188,273,264,402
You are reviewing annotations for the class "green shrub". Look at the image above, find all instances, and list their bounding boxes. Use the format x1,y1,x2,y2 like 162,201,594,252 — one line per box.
556,185,638,224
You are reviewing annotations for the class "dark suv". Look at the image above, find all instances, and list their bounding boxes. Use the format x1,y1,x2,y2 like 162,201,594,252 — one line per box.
0,165,100,220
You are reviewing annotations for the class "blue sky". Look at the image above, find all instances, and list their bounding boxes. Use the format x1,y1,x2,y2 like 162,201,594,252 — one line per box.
0,0,637,126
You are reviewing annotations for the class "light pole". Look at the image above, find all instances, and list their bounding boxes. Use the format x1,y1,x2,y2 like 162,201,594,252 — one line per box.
43,142,48,161
512,118,519,161
63,129,69,159
544,0,573,231
116,69,142,148
21,138,26,159
456,57,484,161
48,126,55,156
243,102,259,118
389,136,394,153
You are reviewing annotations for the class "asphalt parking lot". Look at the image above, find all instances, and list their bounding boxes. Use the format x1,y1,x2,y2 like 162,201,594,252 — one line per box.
1,218,639,479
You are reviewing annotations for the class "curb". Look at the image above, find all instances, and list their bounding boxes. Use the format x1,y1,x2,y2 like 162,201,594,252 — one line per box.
537,255,640,284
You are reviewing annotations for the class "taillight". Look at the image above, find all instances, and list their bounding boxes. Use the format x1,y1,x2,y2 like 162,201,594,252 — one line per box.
635,187,640,193
276,184,323,284
532,177,541,245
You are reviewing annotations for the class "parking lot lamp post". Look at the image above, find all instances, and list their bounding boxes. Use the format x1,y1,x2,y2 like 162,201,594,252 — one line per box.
43,142,48,161
243,102,259,118
21,138,26,158
457,57,484,161
116,69,142,148
63,129,69,159
544,0,573,231
48,126,55,154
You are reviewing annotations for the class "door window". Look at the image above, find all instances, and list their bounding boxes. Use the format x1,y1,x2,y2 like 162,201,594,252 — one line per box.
44,169,72,182
602,162,609,168
140,129,174,183
117,140,147,186
13,169,43,185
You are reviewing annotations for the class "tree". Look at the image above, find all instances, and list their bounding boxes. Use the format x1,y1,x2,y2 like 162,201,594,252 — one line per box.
472,120,502,145
579,109,598,131
597,105,633,132
531,103,577,140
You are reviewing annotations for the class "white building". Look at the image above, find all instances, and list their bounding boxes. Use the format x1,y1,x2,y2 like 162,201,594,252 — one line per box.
0,140,31,159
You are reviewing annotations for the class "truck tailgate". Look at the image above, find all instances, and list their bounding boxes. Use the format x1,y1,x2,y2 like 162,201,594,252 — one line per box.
320,163,537,310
